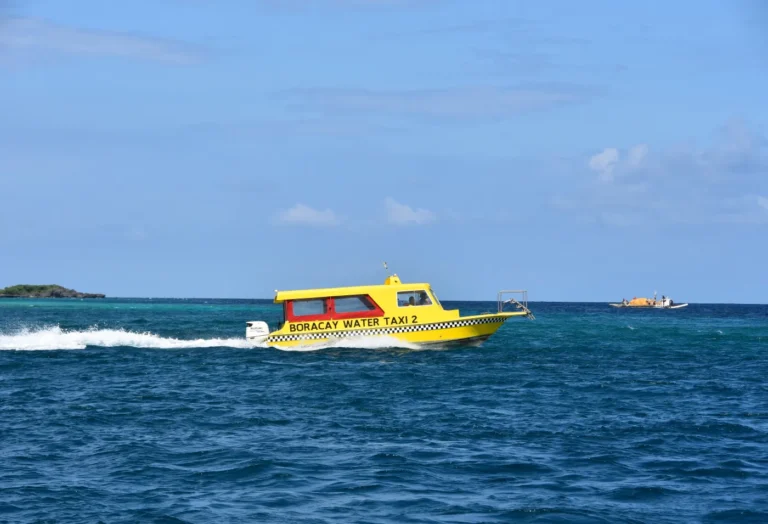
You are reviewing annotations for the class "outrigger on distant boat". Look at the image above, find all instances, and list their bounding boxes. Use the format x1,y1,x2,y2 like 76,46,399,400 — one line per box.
610,292,688,309
246,273,534,348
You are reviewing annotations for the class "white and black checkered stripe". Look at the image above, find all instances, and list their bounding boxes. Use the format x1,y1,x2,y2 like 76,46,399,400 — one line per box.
268,316,507,343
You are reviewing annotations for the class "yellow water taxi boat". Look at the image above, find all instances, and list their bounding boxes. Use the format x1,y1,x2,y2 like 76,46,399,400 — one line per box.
246,274,533,348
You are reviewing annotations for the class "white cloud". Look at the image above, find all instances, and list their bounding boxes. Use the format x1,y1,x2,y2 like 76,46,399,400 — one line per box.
627,143,649,169
718,118,759,157
758,195,768,211
589,143,649,183
588,148,619,182
385,197,436,225
0,17,203,64
275,204,341,227
562,121,768,225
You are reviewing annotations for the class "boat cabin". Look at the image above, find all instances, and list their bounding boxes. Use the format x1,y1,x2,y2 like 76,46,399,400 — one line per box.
272,274,453,329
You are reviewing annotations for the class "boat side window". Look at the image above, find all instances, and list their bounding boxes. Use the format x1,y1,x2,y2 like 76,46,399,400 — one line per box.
398,290,432,307
334,295,377,314
291,299,328,317
330,295,384,319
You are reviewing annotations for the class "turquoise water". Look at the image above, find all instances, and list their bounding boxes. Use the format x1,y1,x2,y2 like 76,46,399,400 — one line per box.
1,299,767,522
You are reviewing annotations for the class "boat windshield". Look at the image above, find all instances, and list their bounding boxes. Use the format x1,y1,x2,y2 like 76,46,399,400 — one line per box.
430,289,442,306
398,290,433,307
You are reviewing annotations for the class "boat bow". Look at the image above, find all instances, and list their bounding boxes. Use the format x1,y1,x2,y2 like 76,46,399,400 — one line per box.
498,290,535,319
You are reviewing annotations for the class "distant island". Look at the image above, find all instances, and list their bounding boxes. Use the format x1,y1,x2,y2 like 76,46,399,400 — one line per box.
0,285,106,299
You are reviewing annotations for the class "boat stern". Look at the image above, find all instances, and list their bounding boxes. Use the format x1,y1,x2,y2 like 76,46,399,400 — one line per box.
246,321,270,346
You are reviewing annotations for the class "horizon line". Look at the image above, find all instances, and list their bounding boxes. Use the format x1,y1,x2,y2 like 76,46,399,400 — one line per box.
2,296,766,306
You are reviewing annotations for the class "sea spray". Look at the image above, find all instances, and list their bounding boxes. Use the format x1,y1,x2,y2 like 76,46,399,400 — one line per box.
0,325,252,351
0,326,422,351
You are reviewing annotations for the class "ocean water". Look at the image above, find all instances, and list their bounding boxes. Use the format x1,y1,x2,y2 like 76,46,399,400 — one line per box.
1,299,767,523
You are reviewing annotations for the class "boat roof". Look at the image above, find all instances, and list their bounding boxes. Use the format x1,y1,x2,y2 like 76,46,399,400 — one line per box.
274,275,430,303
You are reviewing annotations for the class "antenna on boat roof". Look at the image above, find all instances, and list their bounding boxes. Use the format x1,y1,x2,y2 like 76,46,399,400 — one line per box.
382,261,391,275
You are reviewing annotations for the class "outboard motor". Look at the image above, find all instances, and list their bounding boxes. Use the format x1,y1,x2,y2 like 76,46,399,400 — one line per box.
246,321,270,346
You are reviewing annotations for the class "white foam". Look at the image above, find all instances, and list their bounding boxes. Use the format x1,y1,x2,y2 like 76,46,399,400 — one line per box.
0,326,251,351
0,327,424,352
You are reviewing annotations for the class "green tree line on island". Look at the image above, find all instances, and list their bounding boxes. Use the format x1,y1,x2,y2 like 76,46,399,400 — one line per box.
0,285,105,298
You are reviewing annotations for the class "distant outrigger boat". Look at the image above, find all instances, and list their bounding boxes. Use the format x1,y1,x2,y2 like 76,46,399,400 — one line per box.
610,292,688,309
246,272,534,349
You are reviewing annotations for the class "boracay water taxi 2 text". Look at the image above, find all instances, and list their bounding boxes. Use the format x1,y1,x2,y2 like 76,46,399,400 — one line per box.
246,274,533,348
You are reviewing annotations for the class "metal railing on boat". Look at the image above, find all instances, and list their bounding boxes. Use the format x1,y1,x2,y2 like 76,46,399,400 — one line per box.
497,290,535,319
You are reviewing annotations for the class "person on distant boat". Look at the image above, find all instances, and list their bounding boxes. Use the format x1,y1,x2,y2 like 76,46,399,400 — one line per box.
622,298,628,306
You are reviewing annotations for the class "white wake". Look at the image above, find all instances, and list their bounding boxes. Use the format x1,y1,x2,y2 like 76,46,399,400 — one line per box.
0,327,423,351
0,326,252,351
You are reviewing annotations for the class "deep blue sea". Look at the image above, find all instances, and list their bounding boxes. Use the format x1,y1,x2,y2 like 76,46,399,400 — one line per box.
1,299,767,523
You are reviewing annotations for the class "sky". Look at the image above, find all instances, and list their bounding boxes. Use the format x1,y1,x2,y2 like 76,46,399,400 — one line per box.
1,0,767,302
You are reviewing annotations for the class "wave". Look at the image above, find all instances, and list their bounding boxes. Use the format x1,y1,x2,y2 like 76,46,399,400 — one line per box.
0,326,252,351
0,327,422,351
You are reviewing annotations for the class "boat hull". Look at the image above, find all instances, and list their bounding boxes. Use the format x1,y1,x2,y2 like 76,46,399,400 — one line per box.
609,303,688,309
257,313,520,349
